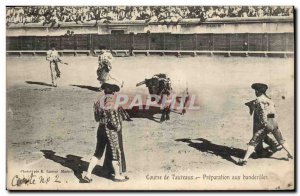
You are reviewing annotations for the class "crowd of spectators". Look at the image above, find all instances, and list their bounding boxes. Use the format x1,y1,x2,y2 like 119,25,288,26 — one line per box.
6,6,294,26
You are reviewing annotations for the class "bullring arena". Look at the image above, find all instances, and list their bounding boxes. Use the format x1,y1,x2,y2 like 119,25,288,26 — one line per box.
6,6,295,190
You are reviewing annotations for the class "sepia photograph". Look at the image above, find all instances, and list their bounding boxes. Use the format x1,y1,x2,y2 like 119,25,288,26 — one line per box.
5,4,295,191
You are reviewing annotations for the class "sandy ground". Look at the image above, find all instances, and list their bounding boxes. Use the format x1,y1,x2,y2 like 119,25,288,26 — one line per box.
6,55,294,190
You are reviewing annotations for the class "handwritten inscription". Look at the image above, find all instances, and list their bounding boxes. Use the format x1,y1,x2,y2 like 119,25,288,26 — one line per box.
11,172,62,187
11,173,36,186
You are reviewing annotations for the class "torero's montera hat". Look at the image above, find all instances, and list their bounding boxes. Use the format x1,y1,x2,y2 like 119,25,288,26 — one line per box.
251,83,268,93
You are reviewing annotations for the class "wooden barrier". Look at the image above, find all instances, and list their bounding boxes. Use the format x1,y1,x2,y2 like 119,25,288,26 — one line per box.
6,32,294,58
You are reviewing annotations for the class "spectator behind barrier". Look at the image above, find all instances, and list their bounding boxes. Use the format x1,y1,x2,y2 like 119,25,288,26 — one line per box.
6,6,294,27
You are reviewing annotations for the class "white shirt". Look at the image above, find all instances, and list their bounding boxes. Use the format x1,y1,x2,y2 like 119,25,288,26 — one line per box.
46,50,60,62
255,95,276,126
98,51,113,65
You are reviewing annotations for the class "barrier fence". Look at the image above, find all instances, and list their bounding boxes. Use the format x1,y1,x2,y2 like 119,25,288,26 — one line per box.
6,33,294,55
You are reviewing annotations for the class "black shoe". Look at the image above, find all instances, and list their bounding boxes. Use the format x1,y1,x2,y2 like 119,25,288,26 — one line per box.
237,159,247,166
83,176,92,183
112,176,129,182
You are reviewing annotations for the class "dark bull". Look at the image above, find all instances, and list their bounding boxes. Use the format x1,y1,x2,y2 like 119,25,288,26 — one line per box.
136,74,190,122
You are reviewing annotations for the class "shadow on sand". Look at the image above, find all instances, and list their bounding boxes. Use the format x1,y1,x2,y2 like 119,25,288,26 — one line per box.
175,138,246,164
26,81,53,87
40,150,110,183
125,105,163,123
70,84,100,92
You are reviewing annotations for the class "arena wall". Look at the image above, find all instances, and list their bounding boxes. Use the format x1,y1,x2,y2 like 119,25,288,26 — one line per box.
6,33,294,52
6,17,294,55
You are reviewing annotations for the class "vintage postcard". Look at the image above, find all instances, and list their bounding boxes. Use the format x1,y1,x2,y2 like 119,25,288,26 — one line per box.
6,5,295,190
